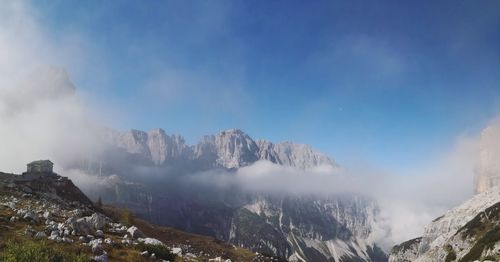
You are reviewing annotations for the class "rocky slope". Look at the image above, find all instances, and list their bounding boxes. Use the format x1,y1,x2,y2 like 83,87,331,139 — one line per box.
0,170,278,262
389,185,500,262
102,128,337,170
230,195,387,262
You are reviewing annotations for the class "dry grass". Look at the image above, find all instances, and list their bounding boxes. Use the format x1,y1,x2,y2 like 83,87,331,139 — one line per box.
103,205,258,262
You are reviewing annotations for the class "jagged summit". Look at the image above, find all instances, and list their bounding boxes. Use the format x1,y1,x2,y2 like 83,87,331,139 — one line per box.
219,128,245,134
102,127,337,169
257,139,336,169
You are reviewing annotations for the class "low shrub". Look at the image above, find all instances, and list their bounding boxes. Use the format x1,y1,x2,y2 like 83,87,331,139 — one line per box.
136,242,176,261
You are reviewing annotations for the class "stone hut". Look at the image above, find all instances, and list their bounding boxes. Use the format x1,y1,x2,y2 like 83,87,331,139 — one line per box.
27,160,54,173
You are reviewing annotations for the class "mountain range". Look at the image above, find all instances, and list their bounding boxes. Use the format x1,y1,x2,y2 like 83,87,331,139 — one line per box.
71,127,387,262
102,127,336,170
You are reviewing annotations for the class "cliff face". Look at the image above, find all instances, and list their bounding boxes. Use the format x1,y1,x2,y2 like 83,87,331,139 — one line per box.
98,180,387,262
193,129,260,169
474,126,500,194
389,185,500,262
257,140,336,170
230,195,386,262
102,128,337,170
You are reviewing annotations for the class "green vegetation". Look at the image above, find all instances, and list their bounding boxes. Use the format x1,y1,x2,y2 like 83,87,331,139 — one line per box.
0,240,88,262
483,255,499,261
136,242,176,261
459,227,500,262
456,201,500,262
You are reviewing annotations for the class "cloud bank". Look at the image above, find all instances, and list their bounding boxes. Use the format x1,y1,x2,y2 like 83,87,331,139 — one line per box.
0,2,103,173
182,134,478,249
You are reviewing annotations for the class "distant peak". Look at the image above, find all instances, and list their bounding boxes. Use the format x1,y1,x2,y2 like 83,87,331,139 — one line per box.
221,128,243,133
148,128,166,134
129,129,146,134
218,128,249,137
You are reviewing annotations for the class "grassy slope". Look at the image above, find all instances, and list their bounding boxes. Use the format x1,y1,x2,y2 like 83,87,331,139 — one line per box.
103,206,260,262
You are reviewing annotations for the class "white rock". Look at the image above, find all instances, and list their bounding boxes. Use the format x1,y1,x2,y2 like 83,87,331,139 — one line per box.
171,247,182,255
34,232,47,239
138,237,164,246
96,229,104,237
93,252,108,262
23,210,39,223
43,211,52,220
127,226,145,239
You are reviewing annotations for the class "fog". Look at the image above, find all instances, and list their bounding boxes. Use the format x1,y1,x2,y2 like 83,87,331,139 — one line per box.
182,134,478,248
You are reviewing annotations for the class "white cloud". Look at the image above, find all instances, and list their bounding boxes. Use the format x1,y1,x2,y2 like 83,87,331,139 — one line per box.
0,2,103,173
198,133,478,249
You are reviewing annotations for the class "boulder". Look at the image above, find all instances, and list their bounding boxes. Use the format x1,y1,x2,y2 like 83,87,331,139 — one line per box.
22,210,39,223
74,217,93,235
34,231,47,239
93,252,108,262
138,237,164,246
42,211,52,220
171,247,182,256
95,229,104,237
87,213,107,230
90,239,104,255
127,226,145,239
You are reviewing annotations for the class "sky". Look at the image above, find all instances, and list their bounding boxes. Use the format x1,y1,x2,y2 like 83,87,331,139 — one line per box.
23,0,500,173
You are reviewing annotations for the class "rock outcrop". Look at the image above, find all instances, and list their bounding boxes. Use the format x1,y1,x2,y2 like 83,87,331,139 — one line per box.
230,195,386,262
475,125,500,194
257,140,335,169
389,185,500,262
0,169,279,262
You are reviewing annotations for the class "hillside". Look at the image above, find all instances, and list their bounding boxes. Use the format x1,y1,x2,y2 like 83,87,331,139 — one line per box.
0,171,278,262
389,185,500,262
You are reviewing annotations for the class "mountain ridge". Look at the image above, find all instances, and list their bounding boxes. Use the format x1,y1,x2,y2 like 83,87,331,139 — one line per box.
103,127,337,170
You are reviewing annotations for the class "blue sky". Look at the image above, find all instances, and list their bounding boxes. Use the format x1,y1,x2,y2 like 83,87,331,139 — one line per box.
31,1,500,172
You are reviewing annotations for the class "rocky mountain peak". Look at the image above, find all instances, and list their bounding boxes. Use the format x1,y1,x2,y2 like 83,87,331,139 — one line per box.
120,129,150,157
257,140,336,169
475,125,500,194
194,129,260,169
103,127,337,170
